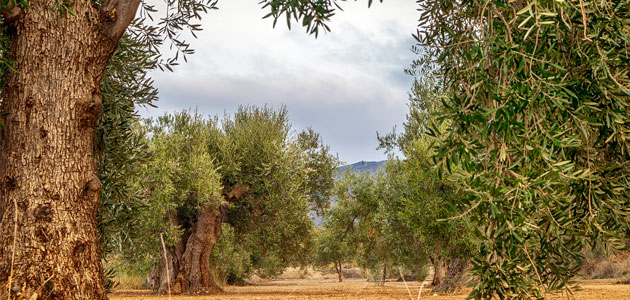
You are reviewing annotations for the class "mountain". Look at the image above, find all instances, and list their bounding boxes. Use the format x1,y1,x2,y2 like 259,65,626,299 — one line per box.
336,160,386,178
311,160,387,227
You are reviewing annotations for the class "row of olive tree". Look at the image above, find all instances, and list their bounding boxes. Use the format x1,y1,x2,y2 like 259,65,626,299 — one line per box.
314,71,473,292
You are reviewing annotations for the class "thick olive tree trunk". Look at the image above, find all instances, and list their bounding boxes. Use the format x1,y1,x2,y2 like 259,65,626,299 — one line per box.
433,257,468,293
155,186,250,294
175,206,223,293
157,206,223,294
0,1,139,299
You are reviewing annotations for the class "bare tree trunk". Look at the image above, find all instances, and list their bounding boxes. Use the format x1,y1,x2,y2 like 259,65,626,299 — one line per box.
433,258,467,293
381,264,387,285
335,262,343,282
0,1,138,299
170,206,223,294
431,256,445,286
153,185,250,294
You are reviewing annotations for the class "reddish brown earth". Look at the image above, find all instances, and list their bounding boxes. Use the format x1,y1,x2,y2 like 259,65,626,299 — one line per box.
109,278,630,300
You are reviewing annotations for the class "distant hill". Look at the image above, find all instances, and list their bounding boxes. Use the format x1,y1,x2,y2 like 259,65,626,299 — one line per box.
312,160,387,227
337,160,386,178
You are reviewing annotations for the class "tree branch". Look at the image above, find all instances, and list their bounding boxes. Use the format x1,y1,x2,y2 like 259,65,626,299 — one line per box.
1,1,22,23
224,184,251,201
100,0,141,42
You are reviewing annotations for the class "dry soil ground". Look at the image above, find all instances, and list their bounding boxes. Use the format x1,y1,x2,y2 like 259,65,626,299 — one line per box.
110,278,630,300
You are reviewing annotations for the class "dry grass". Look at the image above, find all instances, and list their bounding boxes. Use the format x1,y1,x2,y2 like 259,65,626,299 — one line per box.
109,278,630,300
114,273,147,290
581,251,630,280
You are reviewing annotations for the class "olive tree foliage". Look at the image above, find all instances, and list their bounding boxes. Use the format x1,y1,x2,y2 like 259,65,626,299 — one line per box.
131,106,337,284
319,149,468,286
325,170,393,282
298,127,339,215
141,109,223,239
96,35,158,260
313,172,363,282
415,0,630,298
383,158,472,290
313,226,356,282
322,168,427,283
378,69,473,290
91,0,369,259
214,109,338,279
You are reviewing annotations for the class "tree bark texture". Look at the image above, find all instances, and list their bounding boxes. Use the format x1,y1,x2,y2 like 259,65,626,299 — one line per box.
153,185,251,294
157,206,223,294
430,256,445,286
0,1,138,299
433,258,468,294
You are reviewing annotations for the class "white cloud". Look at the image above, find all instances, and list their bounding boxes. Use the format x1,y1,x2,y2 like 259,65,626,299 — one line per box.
140,0,419,163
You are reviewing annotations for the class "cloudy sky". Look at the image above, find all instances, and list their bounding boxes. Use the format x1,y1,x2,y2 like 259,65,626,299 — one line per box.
140,1,420,164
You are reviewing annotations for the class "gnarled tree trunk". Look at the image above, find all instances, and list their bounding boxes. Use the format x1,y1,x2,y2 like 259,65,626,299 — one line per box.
157,206,223,294
174,205,223,293
0,1,139,299
153,185,249,294
433,257,468,294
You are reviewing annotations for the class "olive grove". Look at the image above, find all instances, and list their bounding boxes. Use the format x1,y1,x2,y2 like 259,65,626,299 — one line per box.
0,1,366,298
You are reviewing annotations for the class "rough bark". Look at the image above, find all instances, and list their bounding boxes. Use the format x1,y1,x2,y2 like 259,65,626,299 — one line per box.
154,211,186,292
99,0,141,42
433,257,468,294
0,1,139,299
156,206,223,294
153,185,251,294
176,205,223,294
155,248,178,292
149,241,183,292
431,256,445,286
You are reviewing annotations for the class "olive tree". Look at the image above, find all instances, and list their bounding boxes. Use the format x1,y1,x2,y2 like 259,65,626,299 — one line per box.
0,1,370,298
313,200,358,282
322,170,397,284
377,65,475,292
138,106,336,294
416,0,630,298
